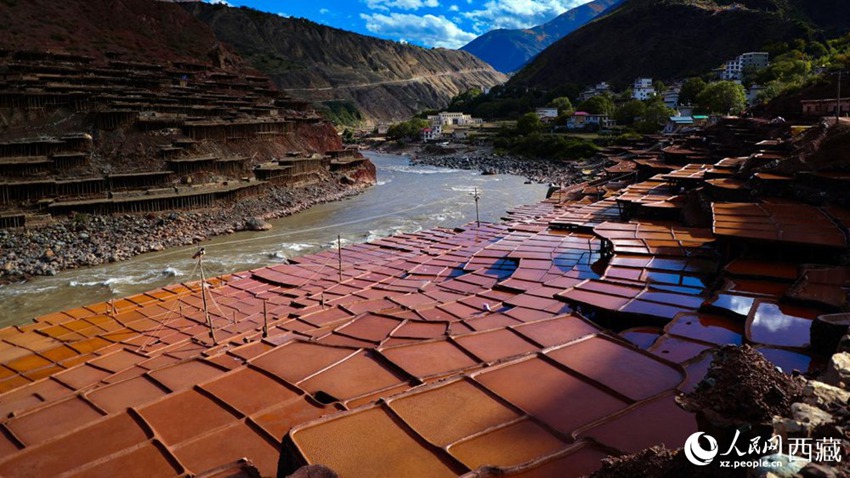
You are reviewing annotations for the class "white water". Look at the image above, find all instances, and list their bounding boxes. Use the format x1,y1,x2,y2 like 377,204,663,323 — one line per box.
0,152,548,326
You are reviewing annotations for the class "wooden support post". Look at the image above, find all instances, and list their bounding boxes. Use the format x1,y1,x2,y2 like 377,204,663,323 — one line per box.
198,252,217,345
337,235,343,283
262,300,269,338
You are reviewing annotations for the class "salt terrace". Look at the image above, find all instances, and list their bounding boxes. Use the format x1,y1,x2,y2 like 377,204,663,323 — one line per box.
0,117,848,477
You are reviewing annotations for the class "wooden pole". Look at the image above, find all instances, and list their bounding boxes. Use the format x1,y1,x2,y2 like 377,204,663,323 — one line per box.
262,300,269,338
337,235,343,282
473,187,480,228
198,252,217,345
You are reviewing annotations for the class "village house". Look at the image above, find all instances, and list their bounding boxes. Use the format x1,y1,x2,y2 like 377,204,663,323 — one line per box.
720,52,770,82
663,114,710,134
632,78,656,100
662,87,680,108
420,124,442,142
566,111,614,130
801,98,850,117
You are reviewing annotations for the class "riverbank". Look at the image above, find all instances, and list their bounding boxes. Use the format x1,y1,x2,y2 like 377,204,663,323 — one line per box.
1,152,548,324
373,141,605,185
0,179,373,284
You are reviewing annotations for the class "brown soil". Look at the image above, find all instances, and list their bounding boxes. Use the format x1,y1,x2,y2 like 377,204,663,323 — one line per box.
680,345,805,425
588,445,720,478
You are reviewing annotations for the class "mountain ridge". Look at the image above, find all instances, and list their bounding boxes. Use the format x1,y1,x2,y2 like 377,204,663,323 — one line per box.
183,3,507,124
510,0,850,88
460,0,622,74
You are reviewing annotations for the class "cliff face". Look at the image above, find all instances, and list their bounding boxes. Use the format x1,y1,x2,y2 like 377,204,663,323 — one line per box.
460,0,622,74
182,3,507,124
510,0,848,88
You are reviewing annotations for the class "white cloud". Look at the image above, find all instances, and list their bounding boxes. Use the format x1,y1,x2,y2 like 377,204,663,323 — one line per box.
276,12,290,18
449,4,459,11
319,8,330,14
365,0,440,11
464,0,586,31
206,0,232,5
360,12,476,49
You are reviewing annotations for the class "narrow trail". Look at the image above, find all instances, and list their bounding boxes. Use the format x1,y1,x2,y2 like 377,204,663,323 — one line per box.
281,68,496,92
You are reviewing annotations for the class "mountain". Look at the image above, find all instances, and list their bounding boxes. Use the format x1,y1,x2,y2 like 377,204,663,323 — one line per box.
0,0,225,65
510,0,850,89
460,0,622,74
182,3,507,124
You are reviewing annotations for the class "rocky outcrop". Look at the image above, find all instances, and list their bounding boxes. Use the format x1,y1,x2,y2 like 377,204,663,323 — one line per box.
182,3,507,123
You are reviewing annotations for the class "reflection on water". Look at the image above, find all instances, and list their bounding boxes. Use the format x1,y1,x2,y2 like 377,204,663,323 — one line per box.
747,301,811,348
709,294,756,317
1,152,548,326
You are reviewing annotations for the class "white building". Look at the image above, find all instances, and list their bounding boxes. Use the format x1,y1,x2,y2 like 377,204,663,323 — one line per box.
426,112,483,126
721,52,769,82
632,78,656,100
420,124,442,142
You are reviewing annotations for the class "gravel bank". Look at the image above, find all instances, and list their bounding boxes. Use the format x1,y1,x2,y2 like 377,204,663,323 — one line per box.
0,180,372,284
405,144,604,185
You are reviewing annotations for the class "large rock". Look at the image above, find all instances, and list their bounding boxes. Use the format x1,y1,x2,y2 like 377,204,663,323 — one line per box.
245,217,272,231
791,402,834,429
801,381,850,408
823,352,850,388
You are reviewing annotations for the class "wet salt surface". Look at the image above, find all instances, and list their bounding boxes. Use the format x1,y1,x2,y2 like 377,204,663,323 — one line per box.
0,152,547,326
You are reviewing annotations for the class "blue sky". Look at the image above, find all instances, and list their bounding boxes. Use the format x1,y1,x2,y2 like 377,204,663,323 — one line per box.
207,0,589,49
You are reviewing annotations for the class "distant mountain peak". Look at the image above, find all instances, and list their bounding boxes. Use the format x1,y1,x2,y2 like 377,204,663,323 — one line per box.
460,0,623,74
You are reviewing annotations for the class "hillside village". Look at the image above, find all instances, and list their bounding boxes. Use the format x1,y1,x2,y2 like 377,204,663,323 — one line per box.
412,51,800,146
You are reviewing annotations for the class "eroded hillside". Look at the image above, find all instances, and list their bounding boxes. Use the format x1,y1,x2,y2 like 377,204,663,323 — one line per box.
182,3,507,124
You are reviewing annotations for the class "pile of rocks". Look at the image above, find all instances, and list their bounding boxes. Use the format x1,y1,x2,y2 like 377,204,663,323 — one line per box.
0,180,370,283
409,149,602,186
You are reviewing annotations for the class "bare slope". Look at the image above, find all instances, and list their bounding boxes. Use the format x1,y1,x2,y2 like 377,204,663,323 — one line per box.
0,0,227,65
182,3,507,123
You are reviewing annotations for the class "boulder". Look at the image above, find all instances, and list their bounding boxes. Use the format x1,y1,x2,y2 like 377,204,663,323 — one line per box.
245,217,272,231
823,353,850,388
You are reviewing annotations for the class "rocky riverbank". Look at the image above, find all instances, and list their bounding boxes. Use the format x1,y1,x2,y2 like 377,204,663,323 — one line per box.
404,143,604,185
0,180,373,284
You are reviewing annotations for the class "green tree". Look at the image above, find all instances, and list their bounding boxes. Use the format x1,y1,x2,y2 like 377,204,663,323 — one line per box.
577,94,615,115
678,77,707,105
548,96,574,115
635,102,676,133
615,100,647,125
448,88,483,111
515,112,542,135
387,118,430,141
696,81,747,115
